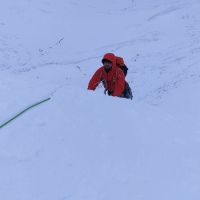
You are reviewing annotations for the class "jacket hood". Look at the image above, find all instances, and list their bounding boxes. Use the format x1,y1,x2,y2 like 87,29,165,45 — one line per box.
102,53,116,67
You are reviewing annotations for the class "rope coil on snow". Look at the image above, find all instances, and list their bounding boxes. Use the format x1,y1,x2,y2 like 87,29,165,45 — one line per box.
0,97,51,129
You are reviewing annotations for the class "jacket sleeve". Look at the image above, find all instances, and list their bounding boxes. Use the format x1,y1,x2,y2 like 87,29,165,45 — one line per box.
88,68,103,90
112,69,125,97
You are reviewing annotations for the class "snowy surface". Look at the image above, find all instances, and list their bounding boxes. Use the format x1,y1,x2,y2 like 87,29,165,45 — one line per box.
0,0,200,199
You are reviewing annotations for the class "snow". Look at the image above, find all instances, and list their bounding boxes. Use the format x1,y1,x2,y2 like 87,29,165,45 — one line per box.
0,0,200,199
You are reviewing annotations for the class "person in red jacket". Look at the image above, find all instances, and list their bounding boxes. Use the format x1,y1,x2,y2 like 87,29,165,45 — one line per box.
88,53,125,97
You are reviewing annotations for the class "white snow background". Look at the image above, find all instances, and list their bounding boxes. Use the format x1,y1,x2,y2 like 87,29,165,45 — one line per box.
0,0,200,199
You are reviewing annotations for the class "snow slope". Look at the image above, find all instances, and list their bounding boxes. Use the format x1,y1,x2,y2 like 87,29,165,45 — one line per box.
0,0,200,199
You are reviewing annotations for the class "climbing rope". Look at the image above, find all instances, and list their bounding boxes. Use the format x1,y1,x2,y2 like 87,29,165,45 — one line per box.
0,97,51,129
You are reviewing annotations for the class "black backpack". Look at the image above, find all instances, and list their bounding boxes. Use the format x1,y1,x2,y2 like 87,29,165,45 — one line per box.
120,65,128,77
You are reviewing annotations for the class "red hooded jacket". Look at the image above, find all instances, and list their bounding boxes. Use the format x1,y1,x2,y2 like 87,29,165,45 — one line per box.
88,53,125,97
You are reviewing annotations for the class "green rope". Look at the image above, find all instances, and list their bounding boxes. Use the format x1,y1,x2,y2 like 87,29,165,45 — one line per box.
0,97,51,129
